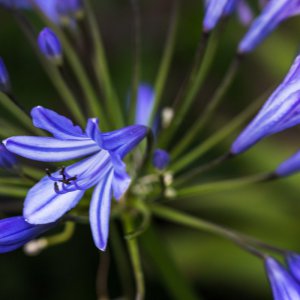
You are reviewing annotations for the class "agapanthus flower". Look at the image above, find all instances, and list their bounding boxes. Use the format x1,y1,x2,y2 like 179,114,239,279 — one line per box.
238,0,300,54
0,144,17,169
4,106,147,250
231,54,300,155
265,256,300,300
276,150,300,177
0,216,55,253
203,0,252,33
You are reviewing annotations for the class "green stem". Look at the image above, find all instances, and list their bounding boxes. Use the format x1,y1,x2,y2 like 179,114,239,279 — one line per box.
122,213,145,300
148,0,180,127
176,172,276,198
46,221,75,246
171,55,241,159
128,0,141,125
0,185,28,197
149,204,265,258
174,152,232,187
0,92,44,136
170,90,269,173
140,226,200,300
84,0,124,128
161,31,218,148
110,221,133,300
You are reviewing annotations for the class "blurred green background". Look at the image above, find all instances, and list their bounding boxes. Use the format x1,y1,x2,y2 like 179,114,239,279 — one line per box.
1,0,300,299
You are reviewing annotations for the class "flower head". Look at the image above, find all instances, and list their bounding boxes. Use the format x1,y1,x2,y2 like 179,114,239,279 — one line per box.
238,0,300,54
231,54,300,155
4,106,147,250
265,256,300,300
0,216,55,253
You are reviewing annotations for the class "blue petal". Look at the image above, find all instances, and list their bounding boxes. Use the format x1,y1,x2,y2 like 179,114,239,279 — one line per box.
34,0,60,23
236,0,253,26
23,151,112,224
276,150,300,177
231,54,300,154
111,154,131,200
265,257,300,300
286,252,300,283
238,0,300,53
102,125,148,158
153,149,170,170
0,144,17,169
0,216,55,253
4,136,100,162
0,0,31,9
203,0,237,32
85,118,103,147
134,84,155,126
31,106,86,139
24,176,85,224
89,170,114,251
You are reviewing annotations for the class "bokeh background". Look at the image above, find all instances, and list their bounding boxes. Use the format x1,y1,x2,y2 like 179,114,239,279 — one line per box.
1,0,300,299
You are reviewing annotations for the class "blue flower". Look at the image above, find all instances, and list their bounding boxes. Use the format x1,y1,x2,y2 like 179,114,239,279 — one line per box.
276,150,300,177
38,28,62,64
0,216,55,253
0,144,17,169
265,256,300,300
4,106,147,250
231,54,300,155
203,0,252,33
238,0,300,54
153,149,170,170
0,57,10,93
134,84,155,126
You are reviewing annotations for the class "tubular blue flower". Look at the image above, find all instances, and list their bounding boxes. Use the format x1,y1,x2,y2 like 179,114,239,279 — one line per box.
38,28,62,64
231,54,300,155
0,144,17,169
265,257,300,300
153,149,170,170
0,216,55,253
275,150,300,177
286,252,300,283
238,0,300,54
0,57,10,93
203,0,237,33
4,106,147,251
134,84,155,126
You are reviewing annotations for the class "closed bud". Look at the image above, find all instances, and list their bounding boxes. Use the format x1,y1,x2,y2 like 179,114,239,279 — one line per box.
37,28,63,65
153,149,170,170
0,57,11,93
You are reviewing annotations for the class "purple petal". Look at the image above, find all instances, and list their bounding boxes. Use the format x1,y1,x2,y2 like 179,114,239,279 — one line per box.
0,216,55,253
31,106,86,139
238,0,300,53
34,0,60,23
265,257,300,300
276,150,300,177
0,144,17,169
89,171,114,251
286,252,300,283
110,154,131,200
85,118,103,147
4,136,100,162
0,0,31,9
24,176,85,224
236,0,253,26
153,149,170,170
203,0,237,33
134,84,155,126
102,125,147,158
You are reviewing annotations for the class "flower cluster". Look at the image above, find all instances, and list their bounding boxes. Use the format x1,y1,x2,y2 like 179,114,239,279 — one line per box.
1,0,300,299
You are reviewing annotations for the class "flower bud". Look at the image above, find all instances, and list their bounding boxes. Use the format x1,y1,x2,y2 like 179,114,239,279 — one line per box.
0,57,11,94
153,149,170,170
37,28,63,65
